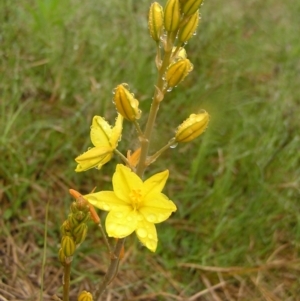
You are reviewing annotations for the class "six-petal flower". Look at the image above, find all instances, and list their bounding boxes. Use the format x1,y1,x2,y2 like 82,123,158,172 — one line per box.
84,164,177,252
75,114,123,172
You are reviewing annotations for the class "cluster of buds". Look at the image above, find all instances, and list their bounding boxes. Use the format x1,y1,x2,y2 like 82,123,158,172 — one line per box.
58,193,90,265
148,0,203,92
149,0,202,44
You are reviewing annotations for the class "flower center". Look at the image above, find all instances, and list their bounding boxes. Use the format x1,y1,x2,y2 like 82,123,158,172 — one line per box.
129,189,142,210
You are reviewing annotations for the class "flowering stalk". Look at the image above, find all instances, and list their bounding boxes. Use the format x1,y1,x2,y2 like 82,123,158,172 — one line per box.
57,0,209,299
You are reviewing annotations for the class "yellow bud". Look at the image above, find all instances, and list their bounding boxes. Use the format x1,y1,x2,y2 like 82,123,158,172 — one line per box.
178,10,199,43
181,0,203,16
61,235,76,257
148,2,164,42
78,291,94,301
114,84,141,121
73,223,88,245
58,248,66,266
166,58,193,88
175,111,209,142
164,0,181,32
68,213,79,229
171,47,187,61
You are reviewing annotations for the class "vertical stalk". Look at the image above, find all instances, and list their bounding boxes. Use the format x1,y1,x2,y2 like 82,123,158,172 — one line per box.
63,262,71,301
94,238,125,300
136,32,177,177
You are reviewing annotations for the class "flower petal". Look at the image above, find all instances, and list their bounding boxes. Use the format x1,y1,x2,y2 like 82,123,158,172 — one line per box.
84,191,130,211
109,114,123,147
113,164,143,201
135,217,158,252
140,192,177,223
143,169,169,197
105,209,138,238
90,116,112,147
75,146,113,172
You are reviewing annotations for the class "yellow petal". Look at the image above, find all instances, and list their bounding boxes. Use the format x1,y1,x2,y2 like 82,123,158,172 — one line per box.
105,210,138,238
90,116,112,147
84,191,131,211
135,217,158,252
143,169,169,196
109,113,123,147
113,164,143,201
140,193,177,223
75,146,113,172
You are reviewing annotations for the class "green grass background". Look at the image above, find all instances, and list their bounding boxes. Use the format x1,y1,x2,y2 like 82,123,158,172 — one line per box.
1,0,299,299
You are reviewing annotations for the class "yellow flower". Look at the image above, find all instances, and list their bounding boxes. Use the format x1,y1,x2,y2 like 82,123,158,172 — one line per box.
84,164,177,252
75,114,123,172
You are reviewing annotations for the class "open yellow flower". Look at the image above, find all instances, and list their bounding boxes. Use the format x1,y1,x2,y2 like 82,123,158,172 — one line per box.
84,164,177,252
75,114,123,172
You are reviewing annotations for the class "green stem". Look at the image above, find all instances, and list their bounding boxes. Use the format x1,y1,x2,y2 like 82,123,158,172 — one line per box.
63,261,71,301
136,32,177,177
98,223,112,254
94,238,125,300
114,149,130,166
146,138,176,166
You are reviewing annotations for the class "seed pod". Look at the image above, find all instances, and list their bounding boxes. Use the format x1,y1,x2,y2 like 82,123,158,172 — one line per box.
61,235,76,257
166,58,193,88
78,291,94,301
148,2,164,42
181,0,203,16
164,0,181,32
114,84,141,121
175,111,209,143
178,10,200,43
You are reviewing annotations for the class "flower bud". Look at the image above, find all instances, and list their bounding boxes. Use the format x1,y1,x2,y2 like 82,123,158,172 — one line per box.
175,111,209,143
58,248,66,266
73,223,88,245
78,291,94,301
76,195,90,212
61,220,72,235
178,10,199,44
61,235,76,257
148,2,164,42
164,0,181,32
68,213,79,229
70,201,79,214
114,84,141,121
166,59,193,88
181,0,203,16
172,47,187,60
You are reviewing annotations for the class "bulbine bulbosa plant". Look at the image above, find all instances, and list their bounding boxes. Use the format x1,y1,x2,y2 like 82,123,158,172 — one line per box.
55,0,209,300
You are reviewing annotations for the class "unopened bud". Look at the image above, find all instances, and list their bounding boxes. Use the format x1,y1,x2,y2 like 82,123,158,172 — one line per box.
114,84,141,121
175,111,209,143
178,10,199,43
148,2,164,42
166,59,193,88
78,291,94,301
58,248,66,266
61,220,72,235
73,223,88,245
61,235,76,257
76,195,90,212
172,47,187,60
164,0,181,32
68,213,79,229
181,0,203,16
